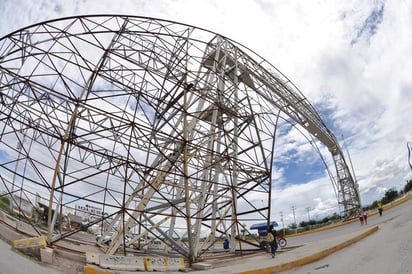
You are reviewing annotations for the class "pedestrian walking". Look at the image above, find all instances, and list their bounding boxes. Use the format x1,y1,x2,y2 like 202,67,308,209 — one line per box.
223,239,229,250
268,224,278,258
377,202,383,216
362,208,369,225
359,210,364,225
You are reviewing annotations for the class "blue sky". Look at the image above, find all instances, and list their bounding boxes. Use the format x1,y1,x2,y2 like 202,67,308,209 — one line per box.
1,0,411,227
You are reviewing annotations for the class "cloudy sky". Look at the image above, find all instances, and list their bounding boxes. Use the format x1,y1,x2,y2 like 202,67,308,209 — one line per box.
1,0,411,227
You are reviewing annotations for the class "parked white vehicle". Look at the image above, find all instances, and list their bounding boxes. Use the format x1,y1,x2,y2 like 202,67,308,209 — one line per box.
148,240,166,250
96,232,132,245
95,231,115,245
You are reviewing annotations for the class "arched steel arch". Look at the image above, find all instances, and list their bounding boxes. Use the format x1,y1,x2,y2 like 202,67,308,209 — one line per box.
0,15,360,263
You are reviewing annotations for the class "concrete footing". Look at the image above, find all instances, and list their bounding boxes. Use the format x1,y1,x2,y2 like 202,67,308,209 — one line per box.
13,235,47,249
86,252,185,272
100,254,145,271
192,262,212,270
40,247,54,264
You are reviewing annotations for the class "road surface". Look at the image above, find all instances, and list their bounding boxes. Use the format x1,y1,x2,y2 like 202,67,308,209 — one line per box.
1,198,411,274
0,239,62,274
281,199,412,274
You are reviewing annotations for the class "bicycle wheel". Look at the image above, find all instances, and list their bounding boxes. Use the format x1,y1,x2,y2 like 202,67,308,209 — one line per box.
278,238,287,248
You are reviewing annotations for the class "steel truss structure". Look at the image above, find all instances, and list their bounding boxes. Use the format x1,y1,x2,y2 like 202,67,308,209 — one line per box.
0,15,360,263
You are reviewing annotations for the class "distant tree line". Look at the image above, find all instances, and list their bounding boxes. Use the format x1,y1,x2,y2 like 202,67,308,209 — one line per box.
293,178,412,233
297,212,341,230
368,178,412,209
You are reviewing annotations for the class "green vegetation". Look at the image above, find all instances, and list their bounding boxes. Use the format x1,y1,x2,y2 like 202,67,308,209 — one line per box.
296,212,342,233
403,179,412,193
0,195,10,210
295,178,412,233
368,178,412,210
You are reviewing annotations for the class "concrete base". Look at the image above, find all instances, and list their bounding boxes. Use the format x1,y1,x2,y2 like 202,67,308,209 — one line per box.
192,262,212,270
166,257,186,271
85,252,100,265
144,257,168,271
13,235,47,249
40,247,54,264
99,254,145,271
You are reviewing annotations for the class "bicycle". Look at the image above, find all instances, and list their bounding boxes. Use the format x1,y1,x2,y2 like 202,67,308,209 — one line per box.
277,234,287,248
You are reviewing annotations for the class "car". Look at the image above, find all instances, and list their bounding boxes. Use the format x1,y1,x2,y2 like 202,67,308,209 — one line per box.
96,232,132,246
148,240,166,250
96,231,115,245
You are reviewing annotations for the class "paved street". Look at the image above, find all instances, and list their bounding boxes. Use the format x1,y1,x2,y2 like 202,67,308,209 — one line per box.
280,199,412,274
0,239,63,274
1,196,411,273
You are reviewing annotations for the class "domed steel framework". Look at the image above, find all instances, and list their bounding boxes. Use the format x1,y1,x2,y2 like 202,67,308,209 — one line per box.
0,15,360,263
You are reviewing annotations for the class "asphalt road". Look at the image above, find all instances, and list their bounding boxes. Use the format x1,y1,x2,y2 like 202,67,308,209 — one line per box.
1,198,411,274
0,239,63,274
281,199,412,274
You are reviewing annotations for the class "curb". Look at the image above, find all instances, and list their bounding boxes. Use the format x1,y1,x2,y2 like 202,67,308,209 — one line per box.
238,225,379,274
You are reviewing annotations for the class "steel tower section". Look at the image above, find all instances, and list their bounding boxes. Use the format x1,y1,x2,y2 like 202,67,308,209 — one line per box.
0,15,360,263
201,36,360,217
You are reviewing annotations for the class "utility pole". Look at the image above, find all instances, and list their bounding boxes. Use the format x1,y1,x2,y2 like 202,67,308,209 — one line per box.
10,129,27,211
306,207,311,230
280,211,285,235
291,206,296,233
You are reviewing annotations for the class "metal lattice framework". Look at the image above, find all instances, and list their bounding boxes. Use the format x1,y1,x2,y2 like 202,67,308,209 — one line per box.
0,15,360,262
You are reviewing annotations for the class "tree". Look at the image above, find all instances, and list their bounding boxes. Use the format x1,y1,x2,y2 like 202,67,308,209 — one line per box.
288,223,297,230
321,216,330,223
404,179,412,193
370,200,379,209
0,196,10,211
330,212,341,221
381,187,399,204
